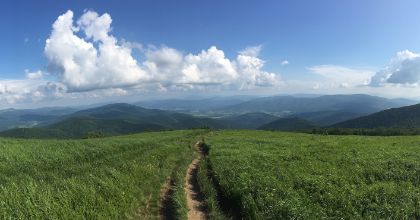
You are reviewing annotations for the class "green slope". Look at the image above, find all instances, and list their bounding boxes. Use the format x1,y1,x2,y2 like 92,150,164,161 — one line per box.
199,130,420,219
2,129,420,219
0,130,204,219
0,103,225,138
333,103,420,129
292,110,362,126
68,103,225,129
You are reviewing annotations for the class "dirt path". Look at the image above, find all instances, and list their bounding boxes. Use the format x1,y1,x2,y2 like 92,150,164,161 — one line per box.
185,141,207,220
156,141,208,220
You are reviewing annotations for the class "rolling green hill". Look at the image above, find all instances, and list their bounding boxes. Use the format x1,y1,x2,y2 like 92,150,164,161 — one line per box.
1,94,416,137
0,130,204,219
199,130,420,219
1,94,418,139
333,103,420,129
0,117,167,139
258,117,317,131
68,103,225,129
0,104,225,138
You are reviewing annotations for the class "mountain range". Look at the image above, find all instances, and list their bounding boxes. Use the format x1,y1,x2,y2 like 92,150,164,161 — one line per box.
0,107,77,131
0,104,225,138
217,94,414,115
259,117,317,131
332,103,420,129
0,94,418,138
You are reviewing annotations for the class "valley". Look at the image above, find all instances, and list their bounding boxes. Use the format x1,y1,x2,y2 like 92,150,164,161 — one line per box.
1,94,418,139
1,94,419,219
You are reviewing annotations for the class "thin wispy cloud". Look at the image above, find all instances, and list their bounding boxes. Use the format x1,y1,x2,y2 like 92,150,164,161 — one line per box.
308,65,375,87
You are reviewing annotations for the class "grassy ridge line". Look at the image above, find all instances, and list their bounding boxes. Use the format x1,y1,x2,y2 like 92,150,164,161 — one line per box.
203,130,420,219
0,130,205,219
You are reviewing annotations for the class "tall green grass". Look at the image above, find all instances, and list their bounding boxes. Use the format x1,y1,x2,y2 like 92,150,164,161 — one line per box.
197,158,230,220
203,130,420,219
3,129,420,219
0,130,203,219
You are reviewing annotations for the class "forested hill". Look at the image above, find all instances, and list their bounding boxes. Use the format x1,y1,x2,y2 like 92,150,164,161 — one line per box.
332,103,420,129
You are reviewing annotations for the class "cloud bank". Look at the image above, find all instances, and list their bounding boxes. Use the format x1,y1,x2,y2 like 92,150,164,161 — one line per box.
44,10,280,93
0,9,282,106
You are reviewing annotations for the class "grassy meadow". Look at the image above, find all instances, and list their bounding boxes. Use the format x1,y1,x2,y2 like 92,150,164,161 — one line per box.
201,130,420,219
1,129,420,219
0,130,204,219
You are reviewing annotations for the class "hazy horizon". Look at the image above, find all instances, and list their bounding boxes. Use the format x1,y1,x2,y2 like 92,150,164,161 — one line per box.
1,93,418,111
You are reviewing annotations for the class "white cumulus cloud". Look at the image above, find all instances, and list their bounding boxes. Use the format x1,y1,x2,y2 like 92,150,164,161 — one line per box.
2,10,283,107
370,50,420,87
45,10,148,92
236,47,280,88
181,46,238,84
44,10,281,93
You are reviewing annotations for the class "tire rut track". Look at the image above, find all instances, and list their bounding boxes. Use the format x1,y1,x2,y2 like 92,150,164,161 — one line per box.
160,176,176,219
158,141,208,220
185,141,207,220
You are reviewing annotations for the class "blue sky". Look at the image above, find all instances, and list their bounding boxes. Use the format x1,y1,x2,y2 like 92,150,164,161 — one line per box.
1,0,420,107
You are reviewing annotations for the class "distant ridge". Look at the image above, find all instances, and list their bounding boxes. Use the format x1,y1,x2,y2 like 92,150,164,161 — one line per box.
0,103,225,138
219,94,415,115
291,110,362,126
0,107,77,132
332,103,420,129
0,94,418,138
259,117,317,131
221,112,279,129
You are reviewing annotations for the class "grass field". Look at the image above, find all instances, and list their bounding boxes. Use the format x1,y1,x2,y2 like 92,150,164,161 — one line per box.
201,130,420,219
1,129,420,219
0,130,204,219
